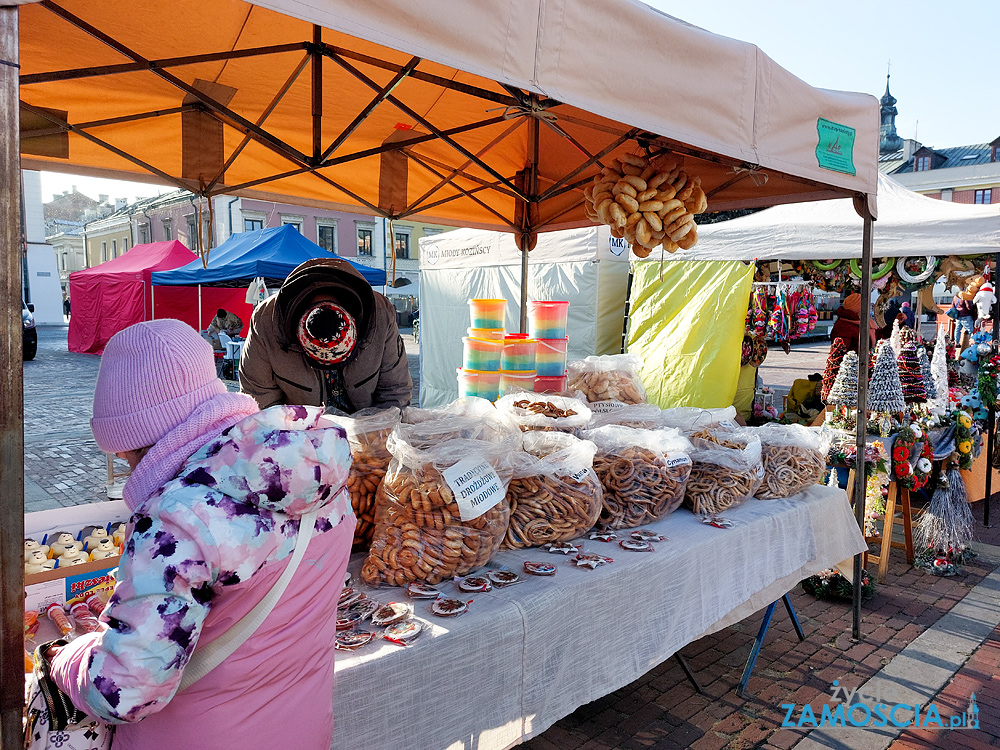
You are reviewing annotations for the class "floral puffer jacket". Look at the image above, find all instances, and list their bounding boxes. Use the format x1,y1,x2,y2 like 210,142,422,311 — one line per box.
51,405,355,750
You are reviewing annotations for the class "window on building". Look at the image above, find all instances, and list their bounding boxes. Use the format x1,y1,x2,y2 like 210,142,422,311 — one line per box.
187,216,199,251
280,215,304,234
994,147,1000,163
975,189,992,205
244,218,264,232
915,156,931,172
317,222,338,253
111,240,117,258
357,227,374,256
140,225,149,244
394,231,410,259
60,254,65,271
162,219,172,241
101,242,107,262
123,237,129,252
423,227,445,237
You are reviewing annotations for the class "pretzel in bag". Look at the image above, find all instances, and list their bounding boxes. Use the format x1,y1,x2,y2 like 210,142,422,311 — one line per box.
503,432,602,549
582,426,693,529
566,354,647,406
361,416,520,586
685,431,763,515
325,407,400,550
751,424,830,499
495,393,592,434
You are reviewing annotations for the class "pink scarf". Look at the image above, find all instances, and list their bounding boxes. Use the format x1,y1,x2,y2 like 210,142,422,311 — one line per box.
123,392,260,511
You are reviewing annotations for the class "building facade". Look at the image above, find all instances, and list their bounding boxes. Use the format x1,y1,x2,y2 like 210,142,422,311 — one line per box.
83,189,452,300
877,78,1000,202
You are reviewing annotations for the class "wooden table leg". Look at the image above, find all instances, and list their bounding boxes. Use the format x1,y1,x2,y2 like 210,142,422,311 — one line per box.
876,482,898,584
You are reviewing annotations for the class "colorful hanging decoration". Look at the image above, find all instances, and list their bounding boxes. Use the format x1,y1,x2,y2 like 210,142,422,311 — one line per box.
891,423,933,491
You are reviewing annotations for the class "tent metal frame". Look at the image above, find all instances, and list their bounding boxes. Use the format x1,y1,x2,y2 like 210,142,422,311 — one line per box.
2,3,880,742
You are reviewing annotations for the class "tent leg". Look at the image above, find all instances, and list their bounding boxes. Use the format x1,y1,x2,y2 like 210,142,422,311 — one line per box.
198,283,203,331
0,8,25,746
620,268,634,353
852,204,875,641
151,282,156,320
519,235,529,334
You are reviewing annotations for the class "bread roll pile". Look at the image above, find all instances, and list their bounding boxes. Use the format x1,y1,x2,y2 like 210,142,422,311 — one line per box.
584,154,708,258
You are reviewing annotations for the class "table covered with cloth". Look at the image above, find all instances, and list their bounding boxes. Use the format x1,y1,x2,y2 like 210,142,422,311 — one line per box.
331,485,866,750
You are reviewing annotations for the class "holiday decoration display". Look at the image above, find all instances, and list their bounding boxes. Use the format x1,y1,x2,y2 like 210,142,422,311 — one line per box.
915,466,976,576
897,341,927,405
584,153,708,257
891,423,933,491
929,327,951,413
827,350,859,407
801,568,874,601
821,338,848,401
954,411,975,470
977,347,999,410
916,346,937,403
889,319,902,357
867,343,905,413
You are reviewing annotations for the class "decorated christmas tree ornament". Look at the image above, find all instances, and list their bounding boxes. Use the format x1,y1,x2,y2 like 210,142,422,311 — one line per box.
897,341,927,405
916,346,937,402
890,319,902,357
821,338,849,401
827,469,839,488
930,327,950,412
827,350,859,407
868,343,906,413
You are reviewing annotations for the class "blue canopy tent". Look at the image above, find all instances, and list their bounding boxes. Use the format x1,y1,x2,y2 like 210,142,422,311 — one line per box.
151,224,386,287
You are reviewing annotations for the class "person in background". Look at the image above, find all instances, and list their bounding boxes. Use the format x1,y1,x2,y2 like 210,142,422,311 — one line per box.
952,291,976,350
900,301,915,329
876,300,904,341
44,319,354,750
239,258,411,413
830,292,875,353
204,308,244,350
63,295,71,317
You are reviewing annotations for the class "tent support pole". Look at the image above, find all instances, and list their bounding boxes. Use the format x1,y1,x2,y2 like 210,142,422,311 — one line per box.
0,8,24,746
852,203,875,642
198,284,203,331
621,268,634,353
151,282,156,321
520,234,529,333
983,250,999,527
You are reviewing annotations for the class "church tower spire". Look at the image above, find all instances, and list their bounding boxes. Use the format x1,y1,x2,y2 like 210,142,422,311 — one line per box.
880,72,903,155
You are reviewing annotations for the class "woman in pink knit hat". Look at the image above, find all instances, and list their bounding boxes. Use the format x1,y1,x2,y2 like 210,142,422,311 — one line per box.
41,319,355,750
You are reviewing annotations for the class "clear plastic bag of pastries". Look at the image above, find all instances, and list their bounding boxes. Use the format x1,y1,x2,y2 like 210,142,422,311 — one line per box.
494,392,592,434
361,410,521,586
750,423,830,499
503,431,602,549
324,406,401,551
566,353,647,406
581,425,693,529
684,428,764,515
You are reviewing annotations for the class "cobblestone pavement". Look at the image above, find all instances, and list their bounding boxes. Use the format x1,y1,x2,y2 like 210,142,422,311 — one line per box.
22,326,1000,749
22,326,421,512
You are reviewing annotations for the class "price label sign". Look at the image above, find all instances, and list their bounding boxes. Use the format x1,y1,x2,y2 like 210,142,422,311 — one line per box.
664,452,692,468
589,400,626,414
442,458,505,521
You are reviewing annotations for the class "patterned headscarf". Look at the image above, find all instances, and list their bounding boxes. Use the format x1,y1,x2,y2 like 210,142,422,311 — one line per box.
297,301,357,366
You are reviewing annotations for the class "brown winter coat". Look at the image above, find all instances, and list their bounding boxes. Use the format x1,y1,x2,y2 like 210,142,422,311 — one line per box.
238,258,412,412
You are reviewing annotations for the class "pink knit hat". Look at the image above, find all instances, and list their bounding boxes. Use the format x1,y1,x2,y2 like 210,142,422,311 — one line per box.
91,319,227,453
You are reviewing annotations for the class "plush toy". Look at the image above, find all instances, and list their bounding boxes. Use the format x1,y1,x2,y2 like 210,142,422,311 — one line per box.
974,282,996,320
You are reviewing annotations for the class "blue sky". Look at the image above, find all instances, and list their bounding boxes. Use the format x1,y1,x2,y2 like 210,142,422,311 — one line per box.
42,0,999,202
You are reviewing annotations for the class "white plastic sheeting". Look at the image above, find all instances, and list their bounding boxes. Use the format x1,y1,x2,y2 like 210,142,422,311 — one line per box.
418,227,631,407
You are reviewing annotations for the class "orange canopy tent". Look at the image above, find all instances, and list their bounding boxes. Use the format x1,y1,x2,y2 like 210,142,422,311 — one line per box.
0,0,884,738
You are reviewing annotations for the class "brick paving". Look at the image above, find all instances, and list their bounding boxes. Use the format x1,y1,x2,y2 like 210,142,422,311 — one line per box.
22,326,1000,749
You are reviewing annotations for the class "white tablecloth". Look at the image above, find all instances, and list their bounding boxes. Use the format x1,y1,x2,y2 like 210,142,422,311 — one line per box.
331,485,866,750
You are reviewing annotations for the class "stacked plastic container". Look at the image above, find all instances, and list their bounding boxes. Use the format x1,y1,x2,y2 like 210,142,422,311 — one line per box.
529,301,570,393
500,331,537,394
458,299,507,400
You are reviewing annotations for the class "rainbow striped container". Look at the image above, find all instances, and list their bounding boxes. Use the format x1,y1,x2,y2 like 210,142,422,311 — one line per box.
500,370,536,394
462,336,503,372
467,327,505,341
528,301,569,340
469,299,507,329
501,334,537,372
457,368,501,401
535,338,569,377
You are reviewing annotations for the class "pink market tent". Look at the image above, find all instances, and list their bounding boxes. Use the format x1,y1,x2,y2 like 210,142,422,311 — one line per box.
68,240,196,354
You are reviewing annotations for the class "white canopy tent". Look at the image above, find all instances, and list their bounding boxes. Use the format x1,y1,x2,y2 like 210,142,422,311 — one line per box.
661,174,1000,261
418,226,631,406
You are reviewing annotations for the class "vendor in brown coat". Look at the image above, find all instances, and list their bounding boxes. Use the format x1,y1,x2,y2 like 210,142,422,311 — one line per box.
830,292,875,353
239,258,412,412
